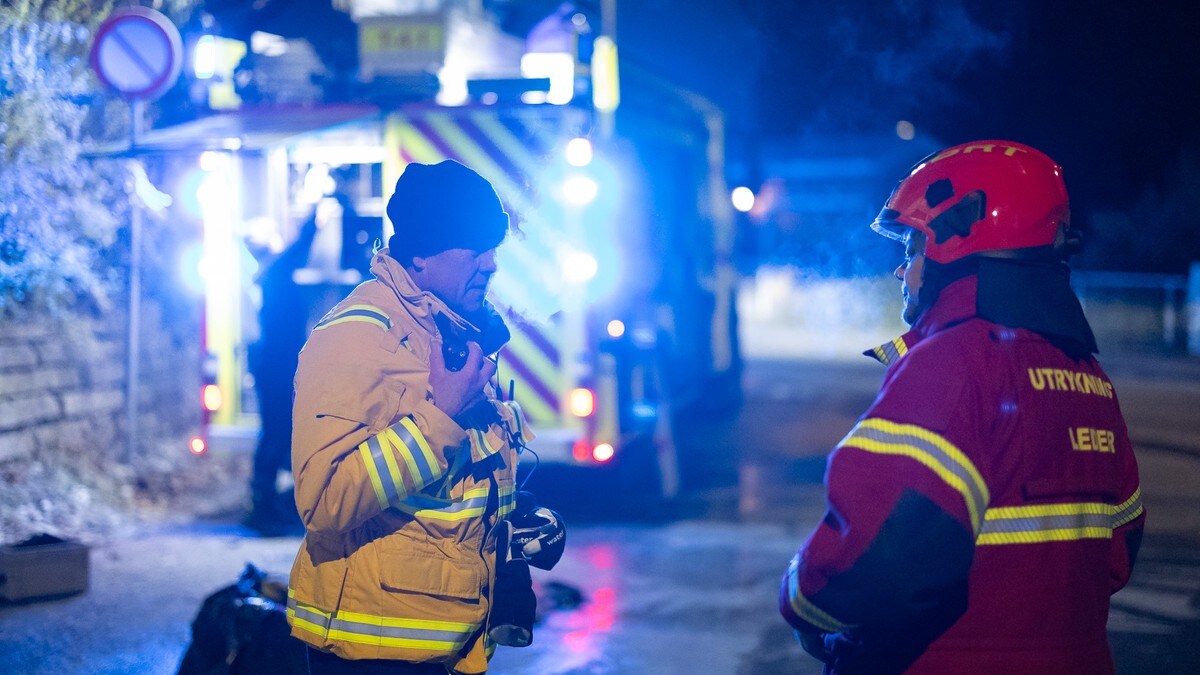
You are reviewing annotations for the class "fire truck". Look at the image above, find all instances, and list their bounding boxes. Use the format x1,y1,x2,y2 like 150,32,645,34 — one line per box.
152,3,739,499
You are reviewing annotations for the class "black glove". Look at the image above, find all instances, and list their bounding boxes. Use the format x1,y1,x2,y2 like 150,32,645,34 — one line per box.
489,520,536,647
796,629,831,663
508,491,566,571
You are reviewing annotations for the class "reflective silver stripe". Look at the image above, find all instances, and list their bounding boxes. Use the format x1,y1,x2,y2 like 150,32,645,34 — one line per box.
330,308,392,329
315,305,392,331
328,617,469,645
881,340,899,364
977,488,1144,546
1112,488,1144,528
392,419,435,485
287,596,475,651
980,510,1112,535
843,420,989,533
400,494,487,514
365,435,402,505
289,599,330,628
498,486,515,516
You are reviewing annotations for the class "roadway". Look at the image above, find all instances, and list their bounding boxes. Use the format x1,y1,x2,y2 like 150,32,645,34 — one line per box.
1,354,1197,673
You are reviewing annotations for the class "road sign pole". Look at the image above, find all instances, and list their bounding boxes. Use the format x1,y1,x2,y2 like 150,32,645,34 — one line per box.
89,6,181,462
125,98,144,462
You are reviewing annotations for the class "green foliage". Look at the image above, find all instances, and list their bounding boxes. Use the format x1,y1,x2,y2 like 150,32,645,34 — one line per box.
0,0,125,317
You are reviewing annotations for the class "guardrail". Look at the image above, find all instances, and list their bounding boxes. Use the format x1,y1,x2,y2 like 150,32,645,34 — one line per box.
1071,264,1200,355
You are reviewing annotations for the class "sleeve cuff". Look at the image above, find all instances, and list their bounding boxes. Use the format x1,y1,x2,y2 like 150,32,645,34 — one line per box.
412,399,470,455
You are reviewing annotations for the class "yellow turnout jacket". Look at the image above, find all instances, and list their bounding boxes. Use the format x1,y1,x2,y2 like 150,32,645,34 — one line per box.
286,250,531,673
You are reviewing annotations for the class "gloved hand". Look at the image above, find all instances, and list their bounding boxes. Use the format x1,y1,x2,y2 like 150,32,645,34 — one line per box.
508,491,566,571
796,629,831,663
489,519,536,647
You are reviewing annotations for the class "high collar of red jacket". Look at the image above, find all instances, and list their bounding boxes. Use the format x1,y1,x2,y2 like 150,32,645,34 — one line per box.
864,275,979,367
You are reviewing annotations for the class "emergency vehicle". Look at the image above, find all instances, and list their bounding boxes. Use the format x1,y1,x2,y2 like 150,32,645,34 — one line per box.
146,4,739,499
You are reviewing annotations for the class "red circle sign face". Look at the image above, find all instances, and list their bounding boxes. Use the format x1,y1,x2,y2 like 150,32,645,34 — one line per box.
89,7,182,100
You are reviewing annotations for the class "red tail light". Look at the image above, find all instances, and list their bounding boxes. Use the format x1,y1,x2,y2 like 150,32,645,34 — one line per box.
572,439,591,462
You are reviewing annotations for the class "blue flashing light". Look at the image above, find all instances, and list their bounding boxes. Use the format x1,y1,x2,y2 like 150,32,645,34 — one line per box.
179,242,205,295
731,186,755,213
177,169,207,220
631,403,657,420
565,137,593,167
562,174,598,206
194,35,217,79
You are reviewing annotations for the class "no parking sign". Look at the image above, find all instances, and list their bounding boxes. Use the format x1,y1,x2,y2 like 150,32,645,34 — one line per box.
89,6,182,100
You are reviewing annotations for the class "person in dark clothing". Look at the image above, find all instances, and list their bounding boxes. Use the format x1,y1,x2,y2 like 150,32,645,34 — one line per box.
244,215,318,536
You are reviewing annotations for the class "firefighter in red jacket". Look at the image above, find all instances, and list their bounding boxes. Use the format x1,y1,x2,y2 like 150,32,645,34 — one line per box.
779,140,1144,674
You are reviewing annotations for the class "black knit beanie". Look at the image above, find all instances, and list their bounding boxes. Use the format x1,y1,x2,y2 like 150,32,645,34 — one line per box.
385,160,510,261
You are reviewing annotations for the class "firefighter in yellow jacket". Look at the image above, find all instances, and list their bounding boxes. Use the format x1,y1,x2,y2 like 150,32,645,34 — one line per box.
287,160,558,674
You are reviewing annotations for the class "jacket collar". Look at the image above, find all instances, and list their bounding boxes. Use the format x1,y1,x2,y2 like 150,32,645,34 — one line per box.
863,276,979,367
370,249,475,338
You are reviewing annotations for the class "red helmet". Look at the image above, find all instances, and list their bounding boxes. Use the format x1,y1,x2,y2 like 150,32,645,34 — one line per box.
871,140,1069,264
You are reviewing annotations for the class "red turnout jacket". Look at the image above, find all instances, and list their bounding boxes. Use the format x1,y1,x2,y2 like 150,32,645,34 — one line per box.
780,276,1144,674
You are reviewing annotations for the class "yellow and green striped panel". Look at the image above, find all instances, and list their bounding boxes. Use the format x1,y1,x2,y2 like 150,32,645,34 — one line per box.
385,110,572,427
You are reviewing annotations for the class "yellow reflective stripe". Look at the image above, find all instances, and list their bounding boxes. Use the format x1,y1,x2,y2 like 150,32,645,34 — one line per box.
335,609,474,633
288,591,477,653
313,315,389,332
977,527,1114,545
406,506,487,522
289,611,329,640
376,431,409,503
473,428,498,457
287,590,333,638
1112,487,1145,528
504,400,526,439
398,486,489,521
399,417,439,476
786,556,850,632
893,337,908,357
325,630,460,651
986,502,1110,519
314,304,392,333
842,419,989,533
871,345,889,364
978,487,1144,546
498,482,516,518
358,442,389,509
383,426,425,488
849,437,981,531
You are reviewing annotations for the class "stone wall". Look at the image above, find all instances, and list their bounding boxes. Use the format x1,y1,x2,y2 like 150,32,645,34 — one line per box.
0,299,202,466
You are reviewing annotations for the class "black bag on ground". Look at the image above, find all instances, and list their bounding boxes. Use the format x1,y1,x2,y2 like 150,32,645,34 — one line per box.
177,563,307,675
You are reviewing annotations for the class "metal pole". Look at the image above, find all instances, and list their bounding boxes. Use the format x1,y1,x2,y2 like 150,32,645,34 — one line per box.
1189,262,1200,356
125,98,144,462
